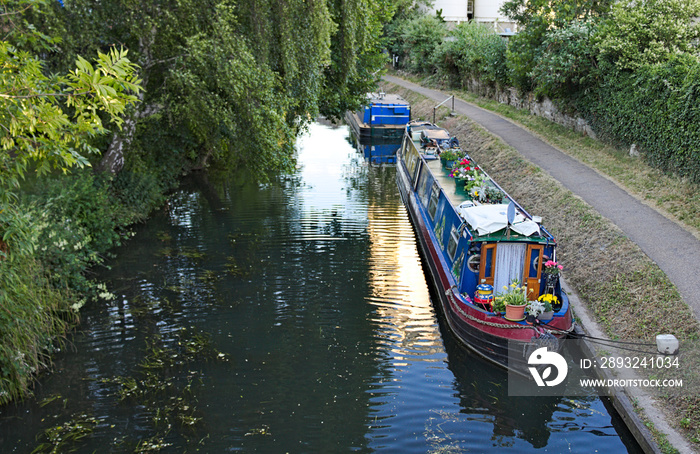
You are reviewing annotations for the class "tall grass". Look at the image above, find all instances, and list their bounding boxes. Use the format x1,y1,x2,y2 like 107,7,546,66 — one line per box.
0,256,77,404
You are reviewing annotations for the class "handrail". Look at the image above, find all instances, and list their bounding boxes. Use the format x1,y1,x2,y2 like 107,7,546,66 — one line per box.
433,95,455,123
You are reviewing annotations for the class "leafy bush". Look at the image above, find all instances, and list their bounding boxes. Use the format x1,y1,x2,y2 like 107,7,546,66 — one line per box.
0,222,77,405
24,172,121,294
434,22,508,88
530,20,598,100
592,0,700,72
397,15,447,73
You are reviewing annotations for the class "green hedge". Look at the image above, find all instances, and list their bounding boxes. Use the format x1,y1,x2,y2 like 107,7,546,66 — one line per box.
580,55,700,183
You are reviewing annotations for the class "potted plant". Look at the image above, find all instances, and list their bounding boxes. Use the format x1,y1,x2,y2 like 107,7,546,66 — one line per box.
496,280,528,321
440,148,463,169
528,298,554,321
542,259,563,294
492,297,506,315
537,293,559,316
484,186,504,204
449,158,478,180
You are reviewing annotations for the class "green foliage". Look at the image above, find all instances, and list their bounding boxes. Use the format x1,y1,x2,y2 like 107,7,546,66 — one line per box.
111,168,168,225
22,171,121,293
0,251,77,405
579,54,700,184
397,15,446,74
434,22,508,88
167,2,296,180
319,0,394,119
593,0,700,72
0,0,141,197
383,0,430,58
54,0,390,176
530,20,598,99
500,0,612,91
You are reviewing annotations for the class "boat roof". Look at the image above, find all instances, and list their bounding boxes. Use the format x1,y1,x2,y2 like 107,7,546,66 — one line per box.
406,123,555,243
366,93,409,106
409,122,451,140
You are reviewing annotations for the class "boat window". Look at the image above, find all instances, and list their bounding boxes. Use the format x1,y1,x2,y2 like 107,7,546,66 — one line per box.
451,250,464,281
405,141,419,180
428,183,440,220
447,226,459,260
418,169,431,205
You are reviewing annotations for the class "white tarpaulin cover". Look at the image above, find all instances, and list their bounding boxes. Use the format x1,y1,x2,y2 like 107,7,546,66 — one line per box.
457,203,541,237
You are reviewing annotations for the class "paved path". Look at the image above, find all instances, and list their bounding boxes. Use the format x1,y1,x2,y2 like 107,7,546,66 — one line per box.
385,75,700,320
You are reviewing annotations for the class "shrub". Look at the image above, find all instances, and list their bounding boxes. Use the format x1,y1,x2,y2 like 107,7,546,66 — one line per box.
434,22,508,88
578,54,700,184
0,218,77,404
398,15,447,74
530,20,598,100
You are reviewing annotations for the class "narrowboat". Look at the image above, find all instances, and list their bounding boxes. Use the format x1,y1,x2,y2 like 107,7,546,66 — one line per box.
345,93,411,141
396,121,575,370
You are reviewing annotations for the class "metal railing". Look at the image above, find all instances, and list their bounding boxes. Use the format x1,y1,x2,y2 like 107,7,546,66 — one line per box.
433,95,455,124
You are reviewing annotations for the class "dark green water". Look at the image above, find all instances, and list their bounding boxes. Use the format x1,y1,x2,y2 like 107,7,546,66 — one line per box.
0,121,641,452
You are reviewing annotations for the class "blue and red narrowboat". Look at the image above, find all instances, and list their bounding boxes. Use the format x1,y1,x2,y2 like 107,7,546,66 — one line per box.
396,121,574,370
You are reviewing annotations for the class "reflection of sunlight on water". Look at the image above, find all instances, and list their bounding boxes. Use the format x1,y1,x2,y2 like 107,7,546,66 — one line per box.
366,199,440,361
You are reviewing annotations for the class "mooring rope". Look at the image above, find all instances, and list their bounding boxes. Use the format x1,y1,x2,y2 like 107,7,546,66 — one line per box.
540,322,660,354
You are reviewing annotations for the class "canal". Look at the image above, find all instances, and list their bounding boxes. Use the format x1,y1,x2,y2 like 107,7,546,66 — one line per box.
0,121,641,452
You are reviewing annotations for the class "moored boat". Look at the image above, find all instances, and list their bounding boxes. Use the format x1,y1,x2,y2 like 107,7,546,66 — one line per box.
396,120,575,371
345,93,411,141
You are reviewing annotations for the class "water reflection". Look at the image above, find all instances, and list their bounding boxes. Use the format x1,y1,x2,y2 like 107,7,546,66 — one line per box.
0,121,640,453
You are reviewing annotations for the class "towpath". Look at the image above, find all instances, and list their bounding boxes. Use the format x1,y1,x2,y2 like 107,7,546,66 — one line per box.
385,75,700,321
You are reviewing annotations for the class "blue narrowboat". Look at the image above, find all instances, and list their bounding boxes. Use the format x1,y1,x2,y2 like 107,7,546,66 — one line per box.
345,93,411,141
396,121,575,370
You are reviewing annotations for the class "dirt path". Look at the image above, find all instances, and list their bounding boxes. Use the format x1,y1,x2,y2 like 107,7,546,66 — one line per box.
385,74,700,321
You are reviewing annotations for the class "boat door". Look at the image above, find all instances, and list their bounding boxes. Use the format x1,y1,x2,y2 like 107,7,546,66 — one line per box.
523,244,544,300
479,243,496,286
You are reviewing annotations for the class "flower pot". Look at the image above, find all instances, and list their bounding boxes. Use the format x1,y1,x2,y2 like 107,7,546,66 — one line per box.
504,303,526,322
441,158,455,169
537,310,554,321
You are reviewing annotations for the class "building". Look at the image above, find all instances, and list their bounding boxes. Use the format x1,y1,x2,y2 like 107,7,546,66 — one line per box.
427,0,517,35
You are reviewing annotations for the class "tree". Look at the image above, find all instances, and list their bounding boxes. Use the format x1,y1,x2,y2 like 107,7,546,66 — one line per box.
500,0,612,91
530,20,598,99
396,14,446,74
593,0,700,72
54,0,391,178
0,0,141,199
434,22,508,88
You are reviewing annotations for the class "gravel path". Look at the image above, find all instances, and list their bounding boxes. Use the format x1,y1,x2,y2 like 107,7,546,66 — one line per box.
385,75,700,320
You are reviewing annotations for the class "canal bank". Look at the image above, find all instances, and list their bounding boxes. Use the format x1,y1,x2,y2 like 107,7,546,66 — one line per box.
381,74,696,453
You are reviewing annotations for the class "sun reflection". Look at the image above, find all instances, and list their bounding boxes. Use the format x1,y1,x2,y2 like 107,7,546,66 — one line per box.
364,187,441,359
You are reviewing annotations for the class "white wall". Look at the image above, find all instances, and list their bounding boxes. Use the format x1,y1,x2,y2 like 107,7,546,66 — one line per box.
433,0,471,22
427,0,516,31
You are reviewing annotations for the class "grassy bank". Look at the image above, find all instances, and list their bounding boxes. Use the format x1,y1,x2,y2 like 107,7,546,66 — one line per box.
380,79,700,452
0,168,173,405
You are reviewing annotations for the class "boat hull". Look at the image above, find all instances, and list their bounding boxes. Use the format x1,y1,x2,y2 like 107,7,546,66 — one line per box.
345,111,406,141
